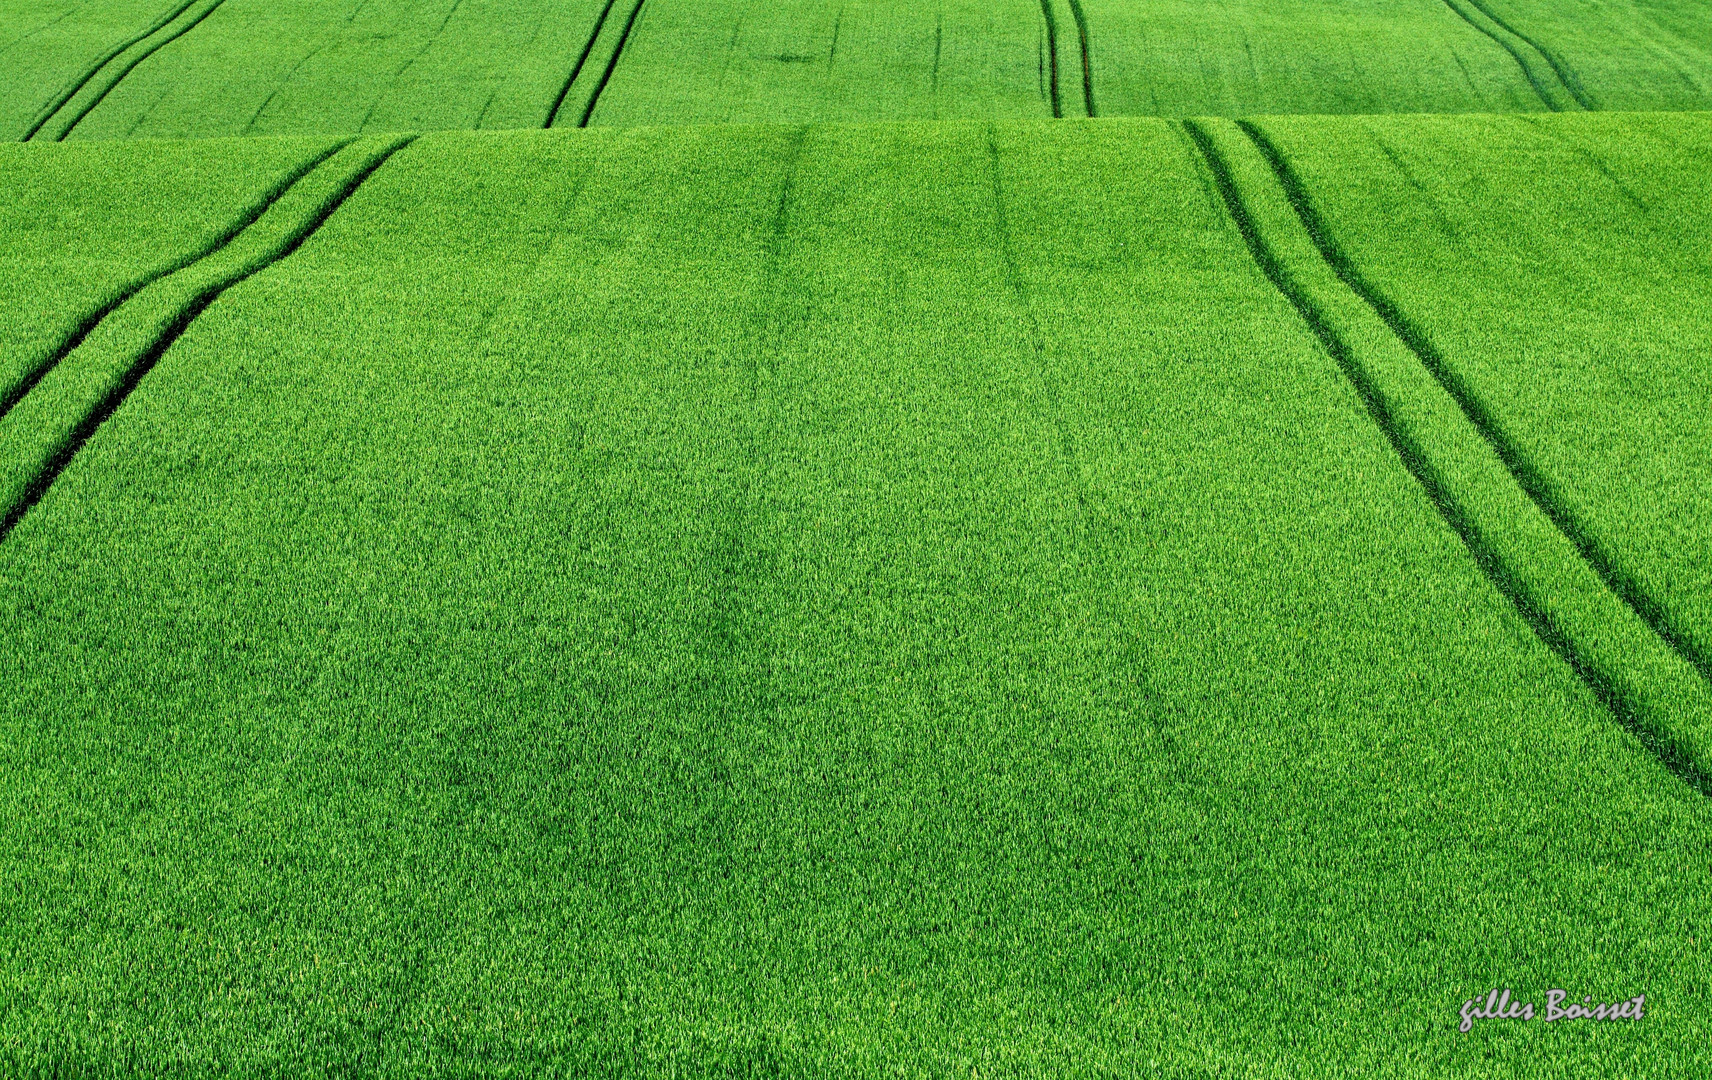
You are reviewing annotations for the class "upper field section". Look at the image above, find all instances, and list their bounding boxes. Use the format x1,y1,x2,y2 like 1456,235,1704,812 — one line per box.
4,0,1712,140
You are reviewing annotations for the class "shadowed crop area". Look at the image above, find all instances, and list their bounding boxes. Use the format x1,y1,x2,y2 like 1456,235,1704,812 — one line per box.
2,1,1711,1076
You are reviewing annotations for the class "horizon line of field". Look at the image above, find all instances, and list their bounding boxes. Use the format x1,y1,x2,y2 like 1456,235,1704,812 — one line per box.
0,134,417,545
1184,116,1710,797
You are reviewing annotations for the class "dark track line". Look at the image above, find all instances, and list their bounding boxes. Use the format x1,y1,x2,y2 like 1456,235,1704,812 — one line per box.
52,0,228,142
543,0,618,128
1462,0,1595,109
1038,0,1062,118
0,139,352,426
0,137,415,546
1439,0,1562,111
1237,119,1712,692
1064,0,1095,117
1182,119,1712,799
931,13,942,109
19,0,202,141
577,0,647,127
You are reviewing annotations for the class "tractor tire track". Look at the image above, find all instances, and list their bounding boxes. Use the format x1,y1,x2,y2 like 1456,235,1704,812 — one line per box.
1461,0,1595,109
1184,118,1712,797
544,0,620,127
19,0,201,141
0,139,352,425
45,0,229,142
0,136,416,544
1064,0,1096,116
1439,0,1565,111
1238,119,1708,690
1039,0,1063,118
577,0,648,127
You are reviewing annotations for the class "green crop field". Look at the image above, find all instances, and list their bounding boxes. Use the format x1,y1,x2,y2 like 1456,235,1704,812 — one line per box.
2,1,1711,1076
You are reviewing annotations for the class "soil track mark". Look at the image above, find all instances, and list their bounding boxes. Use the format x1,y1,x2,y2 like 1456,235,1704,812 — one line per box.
544,0,620,127
46,0,229,142
1438,0,1582,111
578,0,648,126
1237,119,1708,690
0,136,416,544
1184,118,1712,798
19,0,202,140
1039,0,1062,117
1462,0,1594,108
0,139,352,424
1064,0,1095,116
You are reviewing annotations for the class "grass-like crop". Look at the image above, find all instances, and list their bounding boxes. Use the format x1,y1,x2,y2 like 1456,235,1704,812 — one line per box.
0,134,339,410
1247,110,1712,757
2,118,1710,1075
7,0,1712,138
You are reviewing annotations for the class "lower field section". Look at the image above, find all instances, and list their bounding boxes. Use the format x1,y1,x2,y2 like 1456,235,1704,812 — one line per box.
1,118,1711,1074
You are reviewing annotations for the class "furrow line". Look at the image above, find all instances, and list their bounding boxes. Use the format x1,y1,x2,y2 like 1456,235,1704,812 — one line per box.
1461,0,1595,109
1039,0,1063,118
1185,116,1712,793
0,135,417,545
543,0,619,128
1237,119,1710,689
577,0,648,127
1438,0,1564,111
48,0,229,142
19,0,202,141
0,139,353,424
1064,0,1096,117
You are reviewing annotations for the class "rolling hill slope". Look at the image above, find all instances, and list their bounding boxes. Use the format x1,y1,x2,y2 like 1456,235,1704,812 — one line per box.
1,115,1710,1075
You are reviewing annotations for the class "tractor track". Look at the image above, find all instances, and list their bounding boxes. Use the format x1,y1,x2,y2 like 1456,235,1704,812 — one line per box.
0,136,416,544
41,0,229,142
1238,118,1708,691
0,139,353,425
1184,117,1712,798
20,0,202,140
577,0,648,127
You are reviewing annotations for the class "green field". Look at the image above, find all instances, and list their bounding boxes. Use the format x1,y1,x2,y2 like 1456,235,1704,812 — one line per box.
3,1,1711,1076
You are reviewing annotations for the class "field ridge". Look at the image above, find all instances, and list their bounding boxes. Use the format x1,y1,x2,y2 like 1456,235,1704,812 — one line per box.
0,133,417,544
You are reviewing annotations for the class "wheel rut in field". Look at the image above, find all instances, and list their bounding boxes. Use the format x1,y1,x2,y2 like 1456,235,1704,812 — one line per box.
1064,0,1096,117
19,0,203,140
1438,0,1586,111
36,0,230,142
1239,119,1707,690
544,0,619,127
543,0,647,128
1184,117,1712,796
1461,0,1594,109
1039,0,1062,117
0,135,418,545
578,0,648,126
0,139,352,425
